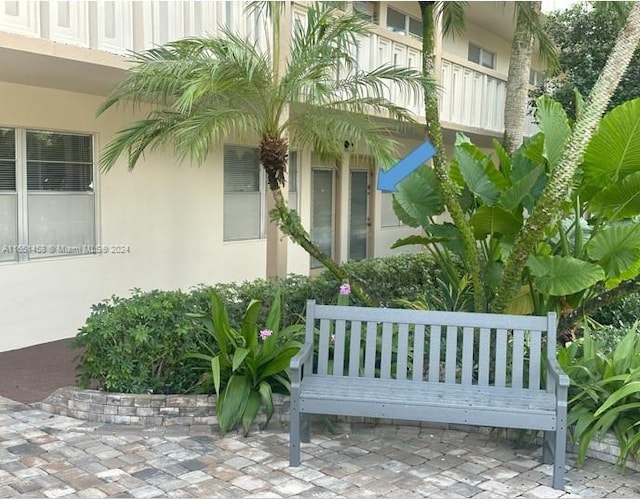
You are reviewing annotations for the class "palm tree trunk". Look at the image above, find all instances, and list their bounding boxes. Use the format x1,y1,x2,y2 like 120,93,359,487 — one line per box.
269,187,374,306
260,135,374,306
493,1,640,313
503,2,537,154
419,1,486,312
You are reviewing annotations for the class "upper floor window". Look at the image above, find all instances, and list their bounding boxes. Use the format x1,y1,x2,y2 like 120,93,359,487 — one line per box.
529,69,546,87
386,7,422,39
0,128,95,262
354,1,378,23
468,43,496,70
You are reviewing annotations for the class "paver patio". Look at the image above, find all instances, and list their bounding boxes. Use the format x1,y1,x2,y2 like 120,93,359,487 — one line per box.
1,395,639,498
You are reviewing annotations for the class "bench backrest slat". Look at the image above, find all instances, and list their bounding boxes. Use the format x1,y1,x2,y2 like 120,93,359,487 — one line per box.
529,330,542,390
428,325,441,383
461,327,474,385
332,320,347,376
495,328,508,387
306,301,557,390
348,321,362,377
478,327,491,386
512,330,525,388
397,323,409,381
412,324,425,381
317,319,331,375
364,321,377,378
445,326,457,383
380,322,393,379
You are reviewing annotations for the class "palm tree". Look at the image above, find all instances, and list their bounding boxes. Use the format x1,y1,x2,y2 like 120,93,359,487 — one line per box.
97,2,429,305
493,1,640,313
418,1,488,311
503,1,559,154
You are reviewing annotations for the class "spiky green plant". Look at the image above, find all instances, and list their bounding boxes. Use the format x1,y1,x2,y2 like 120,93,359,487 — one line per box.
98,2,432,305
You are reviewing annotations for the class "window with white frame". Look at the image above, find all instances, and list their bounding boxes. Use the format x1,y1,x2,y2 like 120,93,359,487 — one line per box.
223,145,265,241
380,191,404,228
354,1,378,23
288,151,299,212
0,128,96,262
468,43,496,70
386,7,422,38
529,69,546,87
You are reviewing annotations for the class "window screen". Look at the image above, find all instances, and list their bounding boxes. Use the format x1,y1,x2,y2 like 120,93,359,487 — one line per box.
409,17,422,38
288,151,298,212
224,145,262,241
26,131,93,192
386,7,405,33
0,129,16,191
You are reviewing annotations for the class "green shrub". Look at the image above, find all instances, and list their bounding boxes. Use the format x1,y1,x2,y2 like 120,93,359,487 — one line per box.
187,290,304,435
558,323,640,468
74,289,208,394
591,292,640,329
74,252,440,394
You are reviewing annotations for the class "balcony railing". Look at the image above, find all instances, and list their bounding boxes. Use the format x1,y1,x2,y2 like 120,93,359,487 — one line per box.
0,1,267,55
0,0,538,138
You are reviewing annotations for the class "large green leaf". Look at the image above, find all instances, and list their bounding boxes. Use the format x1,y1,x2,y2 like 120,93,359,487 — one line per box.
498,165,545,212
583,98,640,188
594,382,640,417
241,299,261,351
586,224,640,279
527,255,605,296
455,146,501,205
393,166,444,227
589,171,640,220
258,381,274,428
535,96,571,169
218,374,250,434
241,391,261,436
265,290,281,335
469,206,523,239
232,348,251,372
390,235,452,250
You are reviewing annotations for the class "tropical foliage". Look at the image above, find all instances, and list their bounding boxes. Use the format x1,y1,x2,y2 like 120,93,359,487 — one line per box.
97,2,429,304
538,1,640,119
187,290,304,435
408,2,640,317
559,324,640,468
393,94,640,330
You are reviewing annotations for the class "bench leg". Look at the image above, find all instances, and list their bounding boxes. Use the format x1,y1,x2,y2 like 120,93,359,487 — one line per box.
290,398,301,467
552,406,567,491
301,414,311,443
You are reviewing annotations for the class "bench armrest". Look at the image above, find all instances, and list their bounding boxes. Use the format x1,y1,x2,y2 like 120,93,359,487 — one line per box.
290,343,313,385
547,355,570,403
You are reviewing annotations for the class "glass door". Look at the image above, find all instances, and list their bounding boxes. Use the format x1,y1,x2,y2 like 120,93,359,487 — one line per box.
311,169,334,269
349,170,369,261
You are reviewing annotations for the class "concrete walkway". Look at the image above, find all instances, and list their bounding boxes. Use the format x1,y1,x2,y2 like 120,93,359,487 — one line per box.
1,396,640,498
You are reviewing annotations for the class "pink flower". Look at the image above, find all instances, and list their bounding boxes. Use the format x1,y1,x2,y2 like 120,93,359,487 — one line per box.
339,283,351,296
259,329,273,340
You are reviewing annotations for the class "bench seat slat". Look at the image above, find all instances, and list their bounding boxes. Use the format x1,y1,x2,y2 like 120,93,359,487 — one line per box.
412,324,425,381
299,376,557,430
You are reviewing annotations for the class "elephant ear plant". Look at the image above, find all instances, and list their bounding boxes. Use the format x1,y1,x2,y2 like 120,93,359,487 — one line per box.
187,290,304,436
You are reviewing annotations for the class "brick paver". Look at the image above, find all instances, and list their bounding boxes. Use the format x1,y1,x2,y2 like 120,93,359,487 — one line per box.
1,396,640,497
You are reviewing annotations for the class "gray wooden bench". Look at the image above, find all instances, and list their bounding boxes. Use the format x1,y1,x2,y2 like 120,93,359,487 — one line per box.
289,301,569,490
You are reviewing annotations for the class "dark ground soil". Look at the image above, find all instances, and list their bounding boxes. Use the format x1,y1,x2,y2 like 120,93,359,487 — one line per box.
0,338,79,404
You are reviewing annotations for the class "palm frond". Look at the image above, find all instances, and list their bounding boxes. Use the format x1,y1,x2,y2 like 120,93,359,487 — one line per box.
438,1,468,40
289,105,402,168
514,2,559,70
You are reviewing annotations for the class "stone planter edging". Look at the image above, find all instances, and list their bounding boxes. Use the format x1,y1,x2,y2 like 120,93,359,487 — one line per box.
36,386,639,472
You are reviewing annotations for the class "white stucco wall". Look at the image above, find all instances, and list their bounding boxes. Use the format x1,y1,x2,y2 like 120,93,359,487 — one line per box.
0,82,274,351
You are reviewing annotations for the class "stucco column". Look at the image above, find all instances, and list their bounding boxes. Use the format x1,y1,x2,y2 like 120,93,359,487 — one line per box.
266,2,292,279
